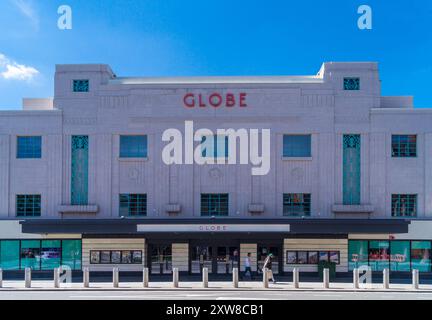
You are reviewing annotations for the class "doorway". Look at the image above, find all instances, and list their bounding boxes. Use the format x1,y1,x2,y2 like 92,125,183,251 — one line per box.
190,242,240,275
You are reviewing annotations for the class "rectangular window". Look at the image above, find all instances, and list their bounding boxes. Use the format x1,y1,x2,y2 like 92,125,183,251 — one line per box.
20,240,41,270
62,240,82,270
73,79,89,92
368,240,390,271
90,250,143,264
391,194,417,217
201,135,229,158
120,135,148,158
16,195,41,217
119,194,147,216
0,240,20,270
390,241,410,272
283,135,311,157
343,77,360,90
71,135,89,205
286,251,340,265
17,136,42,159
348,240,369,270
201,193,229,216
308,251,318,264
411,241,431,272
41,240,61,270
392,135,417,157
283,193,311,216
349,240,432,273
343,134,361,205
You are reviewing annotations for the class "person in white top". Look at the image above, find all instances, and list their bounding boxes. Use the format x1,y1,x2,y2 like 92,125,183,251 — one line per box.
243,252,253,280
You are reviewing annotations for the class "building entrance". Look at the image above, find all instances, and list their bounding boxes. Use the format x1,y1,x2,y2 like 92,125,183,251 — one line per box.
190,242,240,275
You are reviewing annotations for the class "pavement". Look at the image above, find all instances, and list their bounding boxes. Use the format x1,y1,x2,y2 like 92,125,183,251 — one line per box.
1,280,432,291
2,278,432,300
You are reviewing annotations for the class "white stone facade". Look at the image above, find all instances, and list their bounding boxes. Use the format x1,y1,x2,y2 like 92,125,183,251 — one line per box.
0,62,429,220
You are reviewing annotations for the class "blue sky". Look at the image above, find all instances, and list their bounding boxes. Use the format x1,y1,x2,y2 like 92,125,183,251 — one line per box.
0,0,431,109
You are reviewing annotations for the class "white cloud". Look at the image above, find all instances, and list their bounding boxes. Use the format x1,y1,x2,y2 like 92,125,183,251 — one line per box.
0,53,39,81
9,0,39,29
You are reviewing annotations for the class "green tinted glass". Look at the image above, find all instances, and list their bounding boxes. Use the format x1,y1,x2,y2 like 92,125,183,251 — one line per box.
390,241,410,272
0,240,20,270
41,240,61,270
20,240,41,270
62,240,82,270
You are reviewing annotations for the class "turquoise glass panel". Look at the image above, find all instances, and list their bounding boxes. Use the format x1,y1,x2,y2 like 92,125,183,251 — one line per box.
17,136,42,158
62,240,82,270
390,241,410,272
348,240,368,270
0,240,20,270
411,241,431,272
368,240,389,271
120,135,148,158
41,240,61,270
20,240,41,270
71,136,89,205
283,135,311,157
343,134,361,205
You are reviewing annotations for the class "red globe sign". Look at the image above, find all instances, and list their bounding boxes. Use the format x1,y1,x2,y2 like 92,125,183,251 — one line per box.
183,93,248,108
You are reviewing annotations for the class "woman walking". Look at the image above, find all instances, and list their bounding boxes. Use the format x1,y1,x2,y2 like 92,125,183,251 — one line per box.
263,253,276,284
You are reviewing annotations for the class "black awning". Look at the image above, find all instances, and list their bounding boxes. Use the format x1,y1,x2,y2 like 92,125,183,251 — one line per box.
19,218,410,235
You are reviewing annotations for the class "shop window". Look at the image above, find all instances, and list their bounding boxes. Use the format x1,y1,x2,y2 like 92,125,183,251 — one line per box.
297,251,308,264
201,193,229,216
411,241,431,272
286,250,340,265
392,135,417,157
17,136,42,159
73,80,89,92
120,135,148,158
90,250,142,264
390,241,411,272
391,194,417,217
16,195,41,217
368,240,390,271
20,240,41,270
283,135,311,157
329,251,340,264
62,240,82,270
348,240,369,270
119,194,147,216
319,251,329,263
308,251,318,264
283,193,311,216
41,240,61,270
0,240,20,270
343,77,360,90
201,135,229,159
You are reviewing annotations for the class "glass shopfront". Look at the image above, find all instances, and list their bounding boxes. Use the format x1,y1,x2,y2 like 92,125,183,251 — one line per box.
349,240,432,272
149,245,172,274
190,243,239,275
0,239,81,271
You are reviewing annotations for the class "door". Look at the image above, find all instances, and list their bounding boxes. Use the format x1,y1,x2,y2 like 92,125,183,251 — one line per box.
189,242,239,275
149,244,172,274
191,245,213,274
